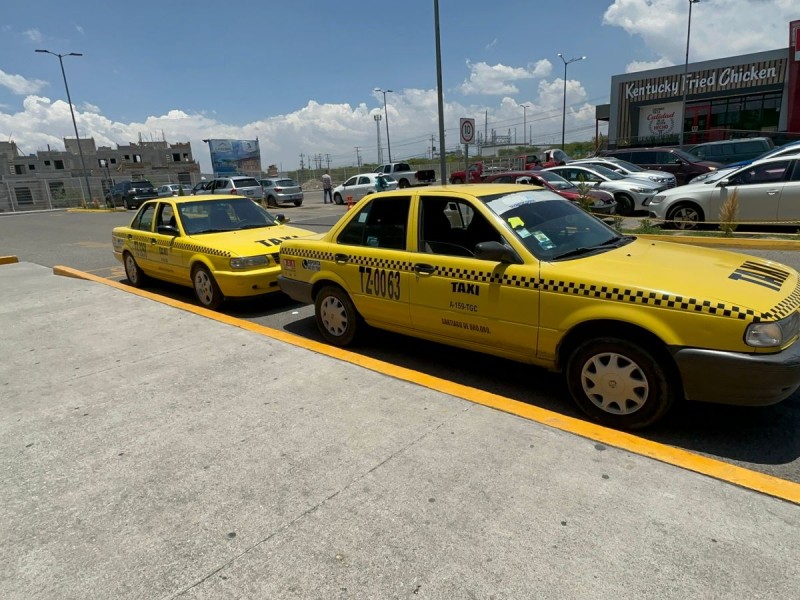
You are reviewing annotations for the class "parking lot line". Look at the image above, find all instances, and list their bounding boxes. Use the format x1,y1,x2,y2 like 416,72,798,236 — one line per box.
52,263,800,506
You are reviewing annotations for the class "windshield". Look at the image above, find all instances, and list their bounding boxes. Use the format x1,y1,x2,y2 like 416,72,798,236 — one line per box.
479,189,629,261
588,165,625,180
534,170,577,190
607,158,643,172
673,148,704,162
178,198,279,234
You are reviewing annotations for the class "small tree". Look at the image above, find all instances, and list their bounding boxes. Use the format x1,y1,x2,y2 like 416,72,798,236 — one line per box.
575,175,595,213
177,184,185,196
718,189,739,237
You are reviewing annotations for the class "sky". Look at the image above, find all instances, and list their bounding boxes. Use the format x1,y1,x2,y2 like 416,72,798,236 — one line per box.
0,0,796,174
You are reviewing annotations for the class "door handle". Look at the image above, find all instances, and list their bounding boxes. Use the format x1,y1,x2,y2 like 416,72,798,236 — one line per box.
334,253,349,264
767,189,779,195
414,263,435,275
150,238,157,245
127,234,133,239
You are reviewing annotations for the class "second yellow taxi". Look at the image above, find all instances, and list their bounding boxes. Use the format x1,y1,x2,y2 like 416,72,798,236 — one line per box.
278,184,800,429
112,194,314,309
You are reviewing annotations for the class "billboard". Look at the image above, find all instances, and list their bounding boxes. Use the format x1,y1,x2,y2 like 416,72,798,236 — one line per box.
207,139,261,175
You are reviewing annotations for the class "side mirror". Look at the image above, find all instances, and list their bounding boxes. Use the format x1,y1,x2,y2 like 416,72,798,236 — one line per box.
673,158,683,164
718,179,730,187
474,241,521,264
157,225,179,236
274,213,287,224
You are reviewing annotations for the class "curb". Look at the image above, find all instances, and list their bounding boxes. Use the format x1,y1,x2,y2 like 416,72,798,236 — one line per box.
50,263,800,506
0,256,19,265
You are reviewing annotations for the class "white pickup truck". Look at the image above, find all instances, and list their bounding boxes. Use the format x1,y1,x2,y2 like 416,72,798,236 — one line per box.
374,162,436,188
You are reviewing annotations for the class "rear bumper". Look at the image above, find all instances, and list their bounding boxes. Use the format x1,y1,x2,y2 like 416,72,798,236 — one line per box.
671,340,800,406
277,275,314,304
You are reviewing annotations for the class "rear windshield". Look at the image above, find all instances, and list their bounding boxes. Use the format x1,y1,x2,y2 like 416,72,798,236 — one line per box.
232,178,261,187
133,180,154,188
275,179,297,186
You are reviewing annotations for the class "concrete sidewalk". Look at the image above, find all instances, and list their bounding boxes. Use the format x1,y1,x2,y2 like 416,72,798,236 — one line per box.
1,261,798,599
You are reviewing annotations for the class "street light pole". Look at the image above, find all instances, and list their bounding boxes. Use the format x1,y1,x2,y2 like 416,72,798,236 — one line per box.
35,49,94,207
557,53,586,151
375,88,393,163
521,104,530,146
373,114,383,164
680,0,701,145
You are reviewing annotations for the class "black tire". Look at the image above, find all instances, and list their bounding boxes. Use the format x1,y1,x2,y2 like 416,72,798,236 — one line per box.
294,200,303,207
398,178,410,189
123,252,148,288
267,195,278,207
314,285,362,347
123,199,130,210
334,193,343,205
565,337,675,430
614,193,634,216
666,203,703,230
451,177,463,184
192,264,223,310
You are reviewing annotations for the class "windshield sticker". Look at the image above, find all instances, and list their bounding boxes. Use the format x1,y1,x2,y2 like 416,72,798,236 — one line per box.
532,231,556,250
302,259,320,272
508,216,525,228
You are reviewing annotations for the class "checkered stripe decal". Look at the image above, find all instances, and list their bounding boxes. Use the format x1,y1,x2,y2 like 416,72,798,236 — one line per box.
281,249,800,322
284,248,335,261
127,235,231,257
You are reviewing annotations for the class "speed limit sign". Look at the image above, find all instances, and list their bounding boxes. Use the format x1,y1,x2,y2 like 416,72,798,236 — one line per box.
460,118,475,144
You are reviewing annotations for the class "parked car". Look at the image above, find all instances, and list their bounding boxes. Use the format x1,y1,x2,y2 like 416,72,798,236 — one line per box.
645,156,800,229
333,173,398,205
570,157,677,189
481,170,617,215
374,163,436,188
111,195,315,309
195,176,265,201
722,140,800,170
157,183,193,197
544,164,662,215
260,178,304,207
277,183,800,430
685,137,774,166
191,181,210,195
601,147,723,185
106,180,159,210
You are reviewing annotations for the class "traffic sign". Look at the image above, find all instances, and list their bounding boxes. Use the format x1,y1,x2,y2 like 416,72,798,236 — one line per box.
460,118,475,144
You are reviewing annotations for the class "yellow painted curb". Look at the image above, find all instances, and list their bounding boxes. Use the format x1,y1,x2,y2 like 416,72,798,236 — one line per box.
52,264,800,506
66,208,123,213
638,234,800,250
0,256,19,265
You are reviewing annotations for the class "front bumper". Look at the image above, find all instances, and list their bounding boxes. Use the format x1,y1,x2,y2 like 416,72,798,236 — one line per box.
671,339,800,406
213,265,282,298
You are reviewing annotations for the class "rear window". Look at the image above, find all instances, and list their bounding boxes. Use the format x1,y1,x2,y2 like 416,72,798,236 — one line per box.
275,179,297,186
232,178,260,187
133,180,154,187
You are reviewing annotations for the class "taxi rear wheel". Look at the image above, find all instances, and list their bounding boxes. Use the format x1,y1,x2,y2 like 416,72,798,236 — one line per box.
315,285,361,347
566,337,674,430
123,252,148,288
192,265,223,310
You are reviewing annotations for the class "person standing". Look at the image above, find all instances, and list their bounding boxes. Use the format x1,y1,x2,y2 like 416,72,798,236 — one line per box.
322,172,333,204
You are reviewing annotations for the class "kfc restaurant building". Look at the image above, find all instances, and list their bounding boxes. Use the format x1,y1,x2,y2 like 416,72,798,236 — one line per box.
604,20,800,148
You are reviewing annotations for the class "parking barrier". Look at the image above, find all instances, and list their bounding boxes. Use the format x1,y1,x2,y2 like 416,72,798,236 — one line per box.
347,196,353,210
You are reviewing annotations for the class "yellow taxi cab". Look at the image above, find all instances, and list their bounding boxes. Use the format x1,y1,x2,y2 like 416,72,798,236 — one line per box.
277,184,800,429
112,194,314,309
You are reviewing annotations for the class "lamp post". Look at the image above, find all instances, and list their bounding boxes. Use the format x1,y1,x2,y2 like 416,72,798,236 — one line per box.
36,49,94,206
680,0,701,145
375,87,393,163
521,104,530,146
373,114,383,164
557,53,586,151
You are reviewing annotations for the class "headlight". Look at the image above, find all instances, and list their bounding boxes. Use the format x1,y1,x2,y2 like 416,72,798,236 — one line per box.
230,255,269,270
650,195,666,204
746,311,800,348
708,166,717,171
630,187,651,193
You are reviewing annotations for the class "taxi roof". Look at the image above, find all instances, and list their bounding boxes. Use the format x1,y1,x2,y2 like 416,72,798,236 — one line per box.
145,194,259,205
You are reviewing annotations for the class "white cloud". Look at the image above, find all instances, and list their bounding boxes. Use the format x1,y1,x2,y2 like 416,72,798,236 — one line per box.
485,39,497,50
625,57,674,73
603,0,797,64
76,25,85,35
0,69,47,95
23,28,42,43
458,60,549,95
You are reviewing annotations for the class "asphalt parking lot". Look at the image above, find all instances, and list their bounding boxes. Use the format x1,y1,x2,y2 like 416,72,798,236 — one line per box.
2,201,800,598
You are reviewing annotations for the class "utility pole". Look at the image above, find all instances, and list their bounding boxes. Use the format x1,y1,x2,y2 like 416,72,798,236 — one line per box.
325,154,331,171
299,153,305,184
373,114,383,164
354,146,362,168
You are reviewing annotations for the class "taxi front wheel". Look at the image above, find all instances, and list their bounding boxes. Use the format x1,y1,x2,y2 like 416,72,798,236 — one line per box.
566,337,675,430
192,265,223,310
123,252,148,288
315,285,361,346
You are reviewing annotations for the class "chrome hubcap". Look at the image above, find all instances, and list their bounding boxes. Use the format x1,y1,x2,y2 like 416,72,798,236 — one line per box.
320,295,348,336
125,256,138,283
671,208,699,230
580,352,648,415
194,271,214,305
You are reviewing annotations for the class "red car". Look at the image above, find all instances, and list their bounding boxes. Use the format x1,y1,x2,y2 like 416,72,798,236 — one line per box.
481,170,617,215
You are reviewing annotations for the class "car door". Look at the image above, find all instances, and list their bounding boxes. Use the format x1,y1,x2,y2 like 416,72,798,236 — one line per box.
409,194,539,355
147,201,184,281
712,160,790,224
332,195,413,330
354,176,373,201
124,203,159,271
777,160,800,222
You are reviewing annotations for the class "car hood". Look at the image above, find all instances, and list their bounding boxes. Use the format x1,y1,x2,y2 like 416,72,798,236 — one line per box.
545,238,799,320
184,224,314,256
599,178,660,191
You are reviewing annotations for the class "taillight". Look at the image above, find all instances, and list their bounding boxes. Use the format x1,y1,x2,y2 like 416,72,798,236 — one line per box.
230,188,239,195
275,187,283,192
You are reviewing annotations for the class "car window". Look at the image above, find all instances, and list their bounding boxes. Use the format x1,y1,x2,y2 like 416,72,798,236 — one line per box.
655,151,679,165
396,163,411,171
233,177,260,187
336,196,410,250
731,160,790,185
419,196,502,258
358,176,370,185
609,151,631,162
631,151,658,164
276,179,297,186
789,161,800,182
343,177,357,186
132,204,156,232
157,203,176,229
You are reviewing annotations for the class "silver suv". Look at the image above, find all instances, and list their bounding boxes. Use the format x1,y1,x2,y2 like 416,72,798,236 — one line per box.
197,176,264,201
